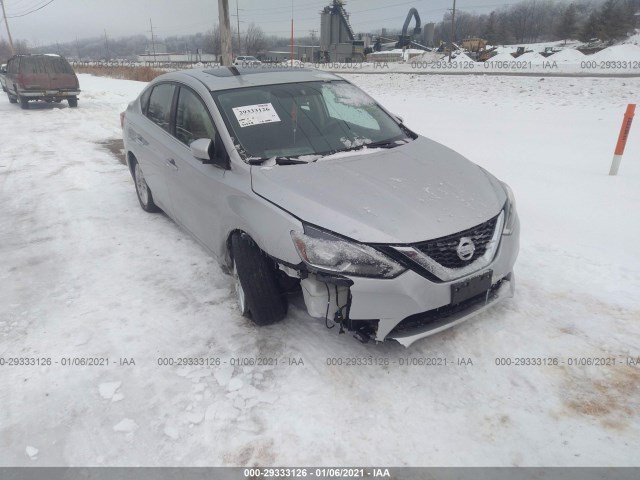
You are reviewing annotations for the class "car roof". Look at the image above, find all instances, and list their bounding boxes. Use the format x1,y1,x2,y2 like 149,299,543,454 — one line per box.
157,67,343,92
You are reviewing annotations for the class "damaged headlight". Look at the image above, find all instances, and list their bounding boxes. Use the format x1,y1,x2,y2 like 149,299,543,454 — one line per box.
501,182,517,235
291,227,405,278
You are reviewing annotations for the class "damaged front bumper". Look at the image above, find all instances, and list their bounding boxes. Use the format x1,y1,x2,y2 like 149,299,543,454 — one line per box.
386,275,514,347
297,224,519,347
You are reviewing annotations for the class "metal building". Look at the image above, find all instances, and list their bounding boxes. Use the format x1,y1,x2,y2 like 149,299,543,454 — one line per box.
319,0,364,63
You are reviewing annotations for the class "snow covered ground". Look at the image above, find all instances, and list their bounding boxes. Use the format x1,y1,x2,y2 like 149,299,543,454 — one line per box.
323,43,640,75
1,73,639,466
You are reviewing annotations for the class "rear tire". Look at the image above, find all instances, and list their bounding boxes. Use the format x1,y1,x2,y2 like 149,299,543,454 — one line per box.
132,161,159,213
7,92,17,104
231,233,286,326
68,96,78,108
19,96,28,109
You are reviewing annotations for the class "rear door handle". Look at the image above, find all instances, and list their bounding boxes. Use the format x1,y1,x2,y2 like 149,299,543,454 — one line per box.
166,158,178,170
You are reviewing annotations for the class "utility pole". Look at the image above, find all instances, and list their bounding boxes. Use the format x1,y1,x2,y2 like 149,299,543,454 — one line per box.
309,29,317,62
218,0,232,65
0,0,15,54
448,0,456,61
149,18,157,63
235,1,241,55
104,29,111,61
290,0,294,67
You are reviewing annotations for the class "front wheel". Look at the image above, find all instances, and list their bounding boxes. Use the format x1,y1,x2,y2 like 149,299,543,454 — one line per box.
231,234,286,326
19,96,28,109
133,162,159,213
7,91,17,104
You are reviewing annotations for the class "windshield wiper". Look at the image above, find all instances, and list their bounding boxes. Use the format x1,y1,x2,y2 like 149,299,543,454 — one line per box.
339,138,408,154
274,157,309,165
364,138,409,149
247,157,309,166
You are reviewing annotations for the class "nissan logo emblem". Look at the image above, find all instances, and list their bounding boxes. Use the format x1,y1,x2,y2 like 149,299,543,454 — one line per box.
456,237,475,261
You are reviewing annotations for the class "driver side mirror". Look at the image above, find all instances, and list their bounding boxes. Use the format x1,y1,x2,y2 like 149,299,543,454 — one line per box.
190,132,229,169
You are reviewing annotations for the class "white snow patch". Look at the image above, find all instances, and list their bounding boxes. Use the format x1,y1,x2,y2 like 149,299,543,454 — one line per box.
214,365,234,387
98,381,121,400
25,446,39,459
163,424,179,440
227,377,243,392
112,418,138,433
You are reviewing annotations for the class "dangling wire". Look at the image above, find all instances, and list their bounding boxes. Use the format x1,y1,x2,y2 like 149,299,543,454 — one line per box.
324,283,334,329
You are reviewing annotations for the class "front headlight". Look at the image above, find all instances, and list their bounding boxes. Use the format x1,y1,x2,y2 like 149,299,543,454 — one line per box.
501,182,517,235
291,228,405,278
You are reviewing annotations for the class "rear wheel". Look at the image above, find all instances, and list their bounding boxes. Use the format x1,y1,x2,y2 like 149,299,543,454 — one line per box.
19,96,28,109
7,92,17,104
133,161,159,213
231,233,286,326
68,96,78,108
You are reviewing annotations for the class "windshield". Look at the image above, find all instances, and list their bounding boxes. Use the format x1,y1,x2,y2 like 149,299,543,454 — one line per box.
213,80,411,163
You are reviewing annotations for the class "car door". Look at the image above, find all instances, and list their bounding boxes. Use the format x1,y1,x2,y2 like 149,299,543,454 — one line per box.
131,82,177,214
163,84,227,252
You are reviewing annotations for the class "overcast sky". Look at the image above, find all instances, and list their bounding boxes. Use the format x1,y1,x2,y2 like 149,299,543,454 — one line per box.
3,0,522,46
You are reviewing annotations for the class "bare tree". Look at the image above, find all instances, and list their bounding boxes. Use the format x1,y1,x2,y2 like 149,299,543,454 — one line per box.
204,26,221,55
244,23,266,56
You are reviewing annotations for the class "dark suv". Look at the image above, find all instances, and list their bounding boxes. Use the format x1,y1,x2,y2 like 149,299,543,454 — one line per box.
5,54,80,109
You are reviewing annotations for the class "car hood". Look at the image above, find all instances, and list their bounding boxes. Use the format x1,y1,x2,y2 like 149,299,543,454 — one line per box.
250,136,506,244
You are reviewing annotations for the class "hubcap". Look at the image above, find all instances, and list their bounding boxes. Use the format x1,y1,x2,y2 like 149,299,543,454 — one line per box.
135,164,149,205
233,262,247,314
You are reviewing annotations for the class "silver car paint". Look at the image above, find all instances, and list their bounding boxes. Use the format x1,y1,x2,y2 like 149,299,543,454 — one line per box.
124,74,304,266
123,68,519,345
251,136,506,244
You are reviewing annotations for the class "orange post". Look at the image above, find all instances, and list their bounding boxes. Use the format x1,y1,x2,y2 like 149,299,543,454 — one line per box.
610,104,636,175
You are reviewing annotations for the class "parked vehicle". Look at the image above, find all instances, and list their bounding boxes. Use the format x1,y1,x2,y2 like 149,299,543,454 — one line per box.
121,66,519,347
0,64,7,92
233,56,262,66
4,54,80,109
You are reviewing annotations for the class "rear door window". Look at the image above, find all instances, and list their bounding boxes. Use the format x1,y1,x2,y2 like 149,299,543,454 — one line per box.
20,57,38,74
145,83,176,133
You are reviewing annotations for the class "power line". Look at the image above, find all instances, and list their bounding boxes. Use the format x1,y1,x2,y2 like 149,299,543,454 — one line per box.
7,0,55,18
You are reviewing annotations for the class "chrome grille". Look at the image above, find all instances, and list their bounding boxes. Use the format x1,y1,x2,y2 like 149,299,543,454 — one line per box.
414,215,499,268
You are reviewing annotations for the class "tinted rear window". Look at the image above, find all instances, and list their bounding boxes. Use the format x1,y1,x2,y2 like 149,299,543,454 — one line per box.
20,56,74,75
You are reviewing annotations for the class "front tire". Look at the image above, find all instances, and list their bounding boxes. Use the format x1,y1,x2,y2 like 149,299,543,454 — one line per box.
133,161,159,213
19,96,28,109
7,91,17,104
231,234,286,326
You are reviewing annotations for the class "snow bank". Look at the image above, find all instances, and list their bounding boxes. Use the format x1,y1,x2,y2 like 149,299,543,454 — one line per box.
495,46,516,54
2,73,640,467
410,51,441,63
591,44,640,61
549,49,585,63
516,51,547,64
485,52,517,62
452,52,474,63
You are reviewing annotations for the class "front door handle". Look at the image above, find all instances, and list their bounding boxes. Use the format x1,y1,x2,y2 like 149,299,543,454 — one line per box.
166,158,178,170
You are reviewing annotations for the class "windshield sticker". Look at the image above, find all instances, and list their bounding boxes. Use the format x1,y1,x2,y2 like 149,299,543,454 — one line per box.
232,103,281,128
